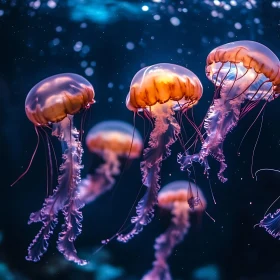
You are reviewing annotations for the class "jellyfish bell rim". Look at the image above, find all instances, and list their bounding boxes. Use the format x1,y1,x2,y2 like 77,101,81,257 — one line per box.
25,73,95,126
126,63,203,112
206,40,280,89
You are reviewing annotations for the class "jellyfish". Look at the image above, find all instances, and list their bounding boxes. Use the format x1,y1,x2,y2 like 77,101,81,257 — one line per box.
178,40,280,182
142,180,206,280
78,120,143,204
24,73,95,265
255,169,280,239
117,63,203,243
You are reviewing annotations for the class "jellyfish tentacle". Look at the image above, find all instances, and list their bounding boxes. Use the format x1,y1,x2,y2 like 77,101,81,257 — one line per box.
78,151,120,204
118,105,180,242
178,65,263,182
142,204,190,280
27,116,86,265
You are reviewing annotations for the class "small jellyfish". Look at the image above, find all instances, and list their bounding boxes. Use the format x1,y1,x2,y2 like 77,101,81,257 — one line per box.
255,169,280,239
24,73,95,265
78,120,143,204
142,180,206,280
178,41,280,182
117,63,203,242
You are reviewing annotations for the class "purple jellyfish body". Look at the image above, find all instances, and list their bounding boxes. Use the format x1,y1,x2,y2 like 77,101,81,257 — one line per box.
142,180,206,280
24,73,95,265
256,169,280,239
178,41,280,182
117,63,203,242
78,120,143,204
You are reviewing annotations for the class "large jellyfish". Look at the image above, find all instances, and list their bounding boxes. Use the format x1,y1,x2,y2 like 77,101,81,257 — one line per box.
178,41,280,182
24,73,95,265
78,120,143,204
117,63,203,242
142,180,206,280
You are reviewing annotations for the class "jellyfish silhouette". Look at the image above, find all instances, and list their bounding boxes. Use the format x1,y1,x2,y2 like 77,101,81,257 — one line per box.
178,41,280,182
24,73,95,265
78,120,143,204
117,63,203,242
142,180,206,280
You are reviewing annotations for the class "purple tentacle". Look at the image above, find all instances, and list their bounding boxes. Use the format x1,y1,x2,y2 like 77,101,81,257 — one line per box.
26,116,86,265
142,205,190,280
118,106,180,242
78,151,119,205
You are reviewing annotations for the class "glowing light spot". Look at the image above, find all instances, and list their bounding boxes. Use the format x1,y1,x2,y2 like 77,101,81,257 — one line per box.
90,61,96,67
254,18,260,24
108,97,113,102
33,0,41,9
73,41,83,52
80,22,87,28
224,4,231,10
0,10,4,16
211,10,218,17
234,22,242,29
245,1,252,9
182,8,188,13
153,14,160,20
142,5,149,12
52,38,60,46
170,17,180,26
108,82,114,88
213,0,220,6
126,42,135,50
177,48,183,54
227,31,235,38
85,67,94,76
55,26,62,32
230,0,237,6
47,0,56,8
80,60,88,68
82,45,90,54
152,0,162,2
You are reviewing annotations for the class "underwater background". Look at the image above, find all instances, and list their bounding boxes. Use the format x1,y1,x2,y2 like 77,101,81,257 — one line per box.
1,0,280,279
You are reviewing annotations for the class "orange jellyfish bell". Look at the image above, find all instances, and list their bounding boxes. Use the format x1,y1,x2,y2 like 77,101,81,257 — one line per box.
25,73,95,126
179,41,280,182
126,63,202,112
117,63,203,243
206,41,280,94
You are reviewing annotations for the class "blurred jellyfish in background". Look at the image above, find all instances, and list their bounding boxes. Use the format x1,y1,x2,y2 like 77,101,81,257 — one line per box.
78,120,143,205
191,264,220,280
142,180,206,280
178,41,280,182
18,73,95,265
116,63,203,243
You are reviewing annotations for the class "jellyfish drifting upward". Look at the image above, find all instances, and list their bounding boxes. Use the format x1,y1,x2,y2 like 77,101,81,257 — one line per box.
142,180,206,280
25,73,95,265
178,41,280,182
117,63,203,243
78,120,143,205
